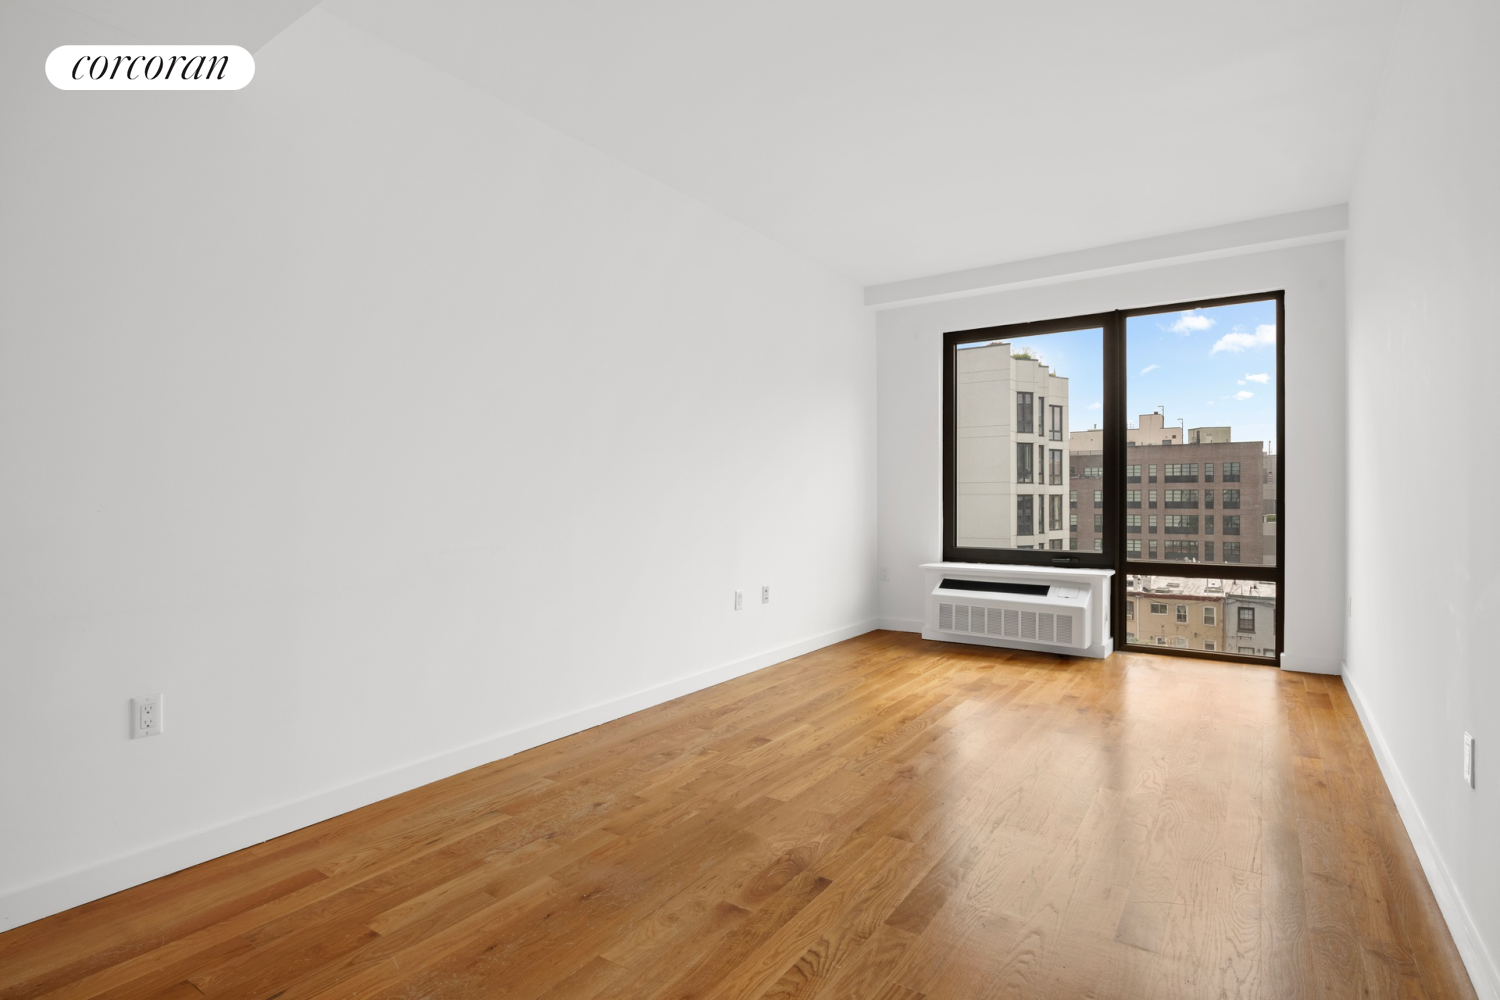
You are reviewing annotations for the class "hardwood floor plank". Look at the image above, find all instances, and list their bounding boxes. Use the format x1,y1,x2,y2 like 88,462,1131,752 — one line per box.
0,634,1477,1000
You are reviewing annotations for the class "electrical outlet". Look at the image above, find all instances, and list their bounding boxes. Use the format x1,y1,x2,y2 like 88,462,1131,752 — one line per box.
734,590,743,611
761,586,770,604
1464,732,1474,788
879,567,890,582
131,694,163,738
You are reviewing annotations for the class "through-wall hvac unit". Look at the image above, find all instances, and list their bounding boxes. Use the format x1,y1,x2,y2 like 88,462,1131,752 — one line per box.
922,563,1114,658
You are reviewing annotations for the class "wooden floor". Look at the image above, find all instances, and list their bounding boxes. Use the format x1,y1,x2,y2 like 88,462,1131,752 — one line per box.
0,632,1476,1000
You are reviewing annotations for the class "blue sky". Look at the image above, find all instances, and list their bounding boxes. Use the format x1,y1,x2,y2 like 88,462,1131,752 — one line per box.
957,297,1278,451
1127,299,1278,453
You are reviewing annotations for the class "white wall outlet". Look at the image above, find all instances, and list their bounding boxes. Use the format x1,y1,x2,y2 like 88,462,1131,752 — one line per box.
734,590,743,611
131,694,163,738
1464,732,1474,788
761,586,770,604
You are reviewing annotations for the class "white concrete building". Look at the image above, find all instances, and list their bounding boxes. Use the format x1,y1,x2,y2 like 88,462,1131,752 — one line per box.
954,344,1069,550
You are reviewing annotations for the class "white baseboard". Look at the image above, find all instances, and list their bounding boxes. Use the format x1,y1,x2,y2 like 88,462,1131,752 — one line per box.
1342,666,1499,1000
1280,650,1342,674
0,618,881,933
876,617,924,633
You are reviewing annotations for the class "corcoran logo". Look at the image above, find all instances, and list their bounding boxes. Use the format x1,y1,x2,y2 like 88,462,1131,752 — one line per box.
46,46,254,90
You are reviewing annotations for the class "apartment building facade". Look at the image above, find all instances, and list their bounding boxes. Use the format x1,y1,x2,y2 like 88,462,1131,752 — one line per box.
1124,578,1226,651
1126,575,1277,656
953,344,1070,550
1067,417,1271,566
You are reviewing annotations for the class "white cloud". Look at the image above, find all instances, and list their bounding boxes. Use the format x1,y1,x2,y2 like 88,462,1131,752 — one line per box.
1244,372,1270,384
1211,324,1276,354
1233,390,1255,400
1170,311,1215,334
1088,401,1102,410
1237,380,1246,385
1139,364,1160,375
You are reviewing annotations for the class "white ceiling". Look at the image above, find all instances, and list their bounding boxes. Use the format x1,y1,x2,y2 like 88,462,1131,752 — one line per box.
61,0,1403,286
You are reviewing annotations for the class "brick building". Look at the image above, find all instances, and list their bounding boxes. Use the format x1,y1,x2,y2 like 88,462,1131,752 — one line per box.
1068,413,1272,567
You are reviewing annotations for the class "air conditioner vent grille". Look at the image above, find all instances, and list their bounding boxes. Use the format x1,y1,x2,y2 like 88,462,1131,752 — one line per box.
931,601,1082,648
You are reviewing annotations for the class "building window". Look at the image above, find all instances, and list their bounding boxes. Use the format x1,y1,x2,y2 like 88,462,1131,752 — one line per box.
1126,600,1135,620
1093,538,1102,552
1127,513,1141,532
1126,490,1142,508
1148,490,1157,508
1223,515,1241,535
1204,640,1216,651
1150,602,1168,615
1155,636,1167,646
1203,606,1216,626
1127,464,1141,483
1049,405,1063,441
1069,490,1078,509
1038,396,1046,438
1069,537,1078,550
1050,449,1064,485
1017,443,1034,484
1093,490,1103,508
1164,540,1199,560
1017,495,1033,535
1223,541,1241,562
1049,538,1063,549
1148,540,1158,558
1049,494,1064,531
1164,515,1198,534
1205,489,1214,509
1222,489,1241,509
1173,636,1188,648
1089,512,1101,532
1204,515,1214,535
1238,646,1254,654
1070,513,1078,532
1164,490,1199,508
1205,541,1215,561
1205,463,1215,483
1175,605,1188,623
1238,606,1256,633
1223,461,1241,483
1265,498,1278,517
1017,391,1034,434
1127,539,1141,555
1148,515,1157,534
1081,465,1102,479
1164,463,1199,482
1148,464,1157,483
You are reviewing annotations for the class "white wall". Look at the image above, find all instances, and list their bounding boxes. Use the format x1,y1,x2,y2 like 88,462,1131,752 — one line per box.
1344,0,1500,994
0,3,876,928
876,240,1347,675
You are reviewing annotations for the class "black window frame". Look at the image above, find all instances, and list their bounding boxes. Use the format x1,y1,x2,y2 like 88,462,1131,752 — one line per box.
940,292,1284,665
942,312,1116,570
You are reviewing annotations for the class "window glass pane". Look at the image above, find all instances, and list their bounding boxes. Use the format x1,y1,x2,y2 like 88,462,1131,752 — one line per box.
1123,300,1277,567
954,327,1103,553
1125,575,1276,657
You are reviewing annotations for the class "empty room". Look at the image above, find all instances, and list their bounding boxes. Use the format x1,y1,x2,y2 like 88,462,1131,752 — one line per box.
1,1,1495,997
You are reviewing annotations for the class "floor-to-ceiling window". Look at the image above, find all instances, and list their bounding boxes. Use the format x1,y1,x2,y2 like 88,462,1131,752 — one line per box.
943,293,1283,663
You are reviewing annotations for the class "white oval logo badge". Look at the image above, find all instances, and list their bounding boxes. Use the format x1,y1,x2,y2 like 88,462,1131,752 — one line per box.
46,46,254,90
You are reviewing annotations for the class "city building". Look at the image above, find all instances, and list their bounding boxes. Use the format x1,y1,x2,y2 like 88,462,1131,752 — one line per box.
1124,576,1226,651
1068,412,1273,566
954,344,1069,550
1225,585,1278,658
